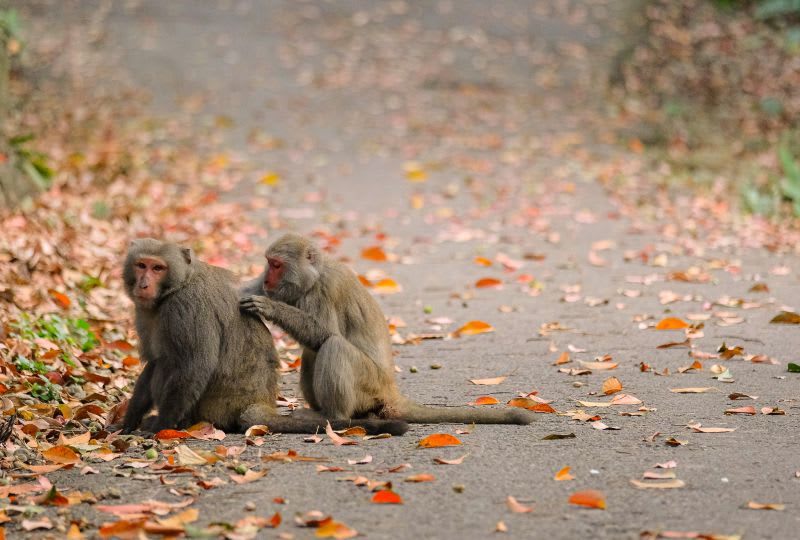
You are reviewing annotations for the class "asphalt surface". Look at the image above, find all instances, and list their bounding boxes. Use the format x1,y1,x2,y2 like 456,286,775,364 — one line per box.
26,1,800,539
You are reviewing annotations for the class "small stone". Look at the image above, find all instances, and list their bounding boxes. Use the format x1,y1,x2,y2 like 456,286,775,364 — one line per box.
410,366,418,373
452,484,465,493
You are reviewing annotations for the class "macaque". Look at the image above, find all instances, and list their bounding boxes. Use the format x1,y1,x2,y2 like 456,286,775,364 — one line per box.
240,233,534,426
119,238,408,436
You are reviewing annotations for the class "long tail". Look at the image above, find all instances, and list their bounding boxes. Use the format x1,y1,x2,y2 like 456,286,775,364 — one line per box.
402,400,534,425
259,416,409,436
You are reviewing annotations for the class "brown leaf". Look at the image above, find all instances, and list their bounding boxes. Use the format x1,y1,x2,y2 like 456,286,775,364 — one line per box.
433,454,468,465
601,377,622,395
229,469,267,484
770,311,800,324
42,446,80,465
747,501,785,511
325,421,358,446
404,474,435,483
630,479,685,489
469,376,506,385
725,406,756,415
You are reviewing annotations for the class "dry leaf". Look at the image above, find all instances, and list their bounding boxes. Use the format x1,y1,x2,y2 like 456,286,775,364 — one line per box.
554,467,575,481
506,496,533,513
630,479,685,489
372,490,403,504
470,376,506,385
747,501,785,511
175,444,208,466
42,446,80,465
418,434,462,448
434,454,468,465
404,474,435,483
655,317,689,330
568,490,606,509
471,396,500,406
602,377,622,395
325,421,358,446
455,320,495,336
475,278,503,289
361,246,388,262
669,387,716,394
725,406,756,415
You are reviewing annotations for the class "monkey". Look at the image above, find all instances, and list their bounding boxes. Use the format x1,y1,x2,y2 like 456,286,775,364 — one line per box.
239,233,535,426
118,238,408,436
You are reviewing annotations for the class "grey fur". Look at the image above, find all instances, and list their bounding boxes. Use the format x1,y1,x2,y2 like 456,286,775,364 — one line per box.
122,238,408,436
240,233,535,425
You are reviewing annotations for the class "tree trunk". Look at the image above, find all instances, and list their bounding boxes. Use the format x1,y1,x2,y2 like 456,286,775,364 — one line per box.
0,20,40,208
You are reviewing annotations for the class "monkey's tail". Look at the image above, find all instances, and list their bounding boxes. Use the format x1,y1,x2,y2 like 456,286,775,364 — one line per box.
259,416,409,436
401,400,535,425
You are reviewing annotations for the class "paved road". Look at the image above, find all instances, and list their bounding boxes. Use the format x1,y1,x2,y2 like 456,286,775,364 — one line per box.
31,1,800,538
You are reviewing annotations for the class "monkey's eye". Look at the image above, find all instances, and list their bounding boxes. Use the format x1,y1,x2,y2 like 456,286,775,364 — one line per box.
153,265,166,272
269,260,282,270
136,262,147,270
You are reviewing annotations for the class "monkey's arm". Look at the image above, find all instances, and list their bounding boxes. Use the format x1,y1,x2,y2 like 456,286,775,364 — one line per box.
238,274,265,296
121,361,156,433
240,295,332,351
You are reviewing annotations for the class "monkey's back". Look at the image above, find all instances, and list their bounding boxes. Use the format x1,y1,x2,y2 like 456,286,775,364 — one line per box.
164,263,279,430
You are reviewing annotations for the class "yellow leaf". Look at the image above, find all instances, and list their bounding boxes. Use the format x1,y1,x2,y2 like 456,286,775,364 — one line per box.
260,171,281,186
404,161,427,182
602,377,622,395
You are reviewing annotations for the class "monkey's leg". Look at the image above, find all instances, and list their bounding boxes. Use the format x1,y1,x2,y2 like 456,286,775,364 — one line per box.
121,361,156,433
313,335,383,419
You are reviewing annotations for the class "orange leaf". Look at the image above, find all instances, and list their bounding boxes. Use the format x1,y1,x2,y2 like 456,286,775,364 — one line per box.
554,351,570,365
154,430,191,441
357,275,373,287
42,446,80,465
455,320,494,336
372,278,401,294
602,377,623,395
316,520,359,538
472,396,499,406
568,490,606,509
507,397,537,410
361,246,387,262
506,496,533,513
48,289,71,309
404,474,435,483
269,512,281,528
530,403,556,413
475,278,502,289
372,490,403,504
99,520,145,538
418,434,462,448
554,467,575,481
474,257,492,267
229,469,268,484
655,317,689,330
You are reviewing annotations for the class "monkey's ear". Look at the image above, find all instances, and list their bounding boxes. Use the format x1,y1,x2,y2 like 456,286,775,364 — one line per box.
181,247,193,265
129,239,140,248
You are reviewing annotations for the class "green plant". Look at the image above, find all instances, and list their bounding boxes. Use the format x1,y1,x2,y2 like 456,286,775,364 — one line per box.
28,378,62,403
13,355,49,375
778,139,800,215
8,134,54,189
0,8,21,41
12,314,99,353
756,0,800,19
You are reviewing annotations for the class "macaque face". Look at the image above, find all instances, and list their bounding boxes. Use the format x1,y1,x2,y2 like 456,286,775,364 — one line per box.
132,256,168,308
264,257,285,291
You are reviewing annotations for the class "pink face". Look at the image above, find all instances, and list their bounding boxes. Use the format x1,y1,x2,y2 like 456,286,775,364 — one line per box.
264,257,284,291
133,256,168,306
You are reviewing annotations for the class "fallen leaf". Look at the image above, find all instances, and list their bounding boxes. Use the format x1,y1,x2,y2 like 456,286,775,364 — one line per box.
154,429,192,441
471,396,500,406
643,470,676,480
347,455,373,465
175,444,208,466
630,479,685,489
725,406,756,415
48,289,71,309
372,278,402,294
470,376,506,385
372,490,403,504
455,320,495,336
568,490,606,509
474,257,492,267
747,501,785,511
602,377,622,395
554,467,575,481
761,407,785,415
770,311,800,324
610,394,642,405
655,460,678,469
405,474,435,483
434,454,468,465
687,423,736,433
230,469,268,484
42,446,80,465
578,361,619,371
325,421,358,446
495,521,508,533
361,246,388,262
669,387,716,394
316,520,359,539
475,278,503,289
542,433,576,440
656,317,689,330
554,351,570,365
418,434,462,448
664,437,688,446
506,495,533,513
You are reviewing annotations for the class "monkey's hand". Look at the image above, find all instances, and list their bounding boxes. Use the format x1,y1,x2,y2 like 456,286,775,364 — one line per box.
240,295,279,320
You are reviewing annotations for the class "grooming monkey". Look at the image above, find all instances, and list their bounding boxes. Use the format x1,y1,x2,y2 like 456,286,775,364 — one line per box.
119,238,408,435
240,233,534,426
